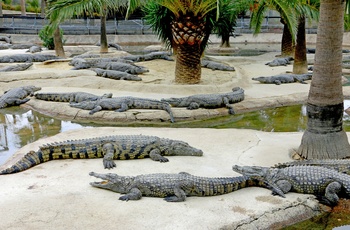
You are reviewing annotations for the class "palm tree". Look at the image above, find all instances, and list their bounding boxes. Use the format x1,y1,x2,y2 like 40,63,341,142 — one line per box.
297,0,350,159
46,0,124,53
129,0,252,84
249,0,299,57
292,0,319,74
21,0,27,16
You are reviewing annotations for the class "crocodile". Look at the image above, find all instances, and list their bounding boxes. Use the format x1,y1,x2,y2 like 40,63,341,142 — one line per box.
0,135,203,175
26,45,42,53
161,87,244,115
0,35,11,44
93,68,142,81
89,171,263,202
0,85,41,108
232,165,350,206
265,57,293,67
120,51,174,62
0,54,60,63
252,73,312,85
274,159,350,175
0,63,33,72
201,60,235,71
69,58,143,73
70,96,175,122
35,92,113,103
69,57,133,69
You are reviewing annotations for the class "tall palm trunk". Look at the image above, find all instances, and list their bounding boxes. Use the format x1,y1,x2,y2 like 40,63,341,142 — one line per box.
100,7,109,53
293,16,308,74
53,27,65,58
20,0,26,16
280,19,294,57
298,0,350,159
41,0,46,18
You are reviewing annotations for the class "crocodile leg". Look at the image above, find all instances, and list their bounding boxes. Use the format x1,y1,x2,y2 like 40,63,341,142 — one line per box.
102,143,116,169
323,181,342,206
149,149,169,162
119,188,142,201
89,106,103,115
115,103,129,112
223,97,235,114
8,98,30,106
187,102,199,110
163,184,187,202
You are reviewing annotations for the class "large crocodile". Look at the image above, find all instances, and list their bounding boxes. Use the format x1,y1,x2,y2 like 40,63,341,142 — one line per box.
0,85,41,108
161,87,244,115
232,165,350,206
0,54,60,63
70,96,175,122
252,73,312,85
0,135,203,175
35,92,113,103
265,57,293,67
201,60,235,71
89,171,263,202
274,159,350,175
0,63,33,72
93,68,142,81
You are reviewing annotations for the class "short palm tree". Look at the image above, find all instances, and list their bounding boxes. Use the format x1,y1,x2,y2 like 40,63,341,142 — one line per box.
47,0,125,53
129,0,242,84
249,0,299,57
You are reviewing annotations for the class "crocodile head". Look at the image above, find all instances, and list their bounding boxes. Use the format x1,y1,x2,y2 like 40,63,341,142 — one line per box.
251,77,269,83
232,165,270,177
24,85,41,94
164,140,203,157
89,172,132,193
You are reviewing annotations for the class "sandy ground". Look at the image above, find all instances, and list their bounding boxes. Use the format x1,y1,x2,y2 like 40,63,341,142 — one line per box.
0,45,349,229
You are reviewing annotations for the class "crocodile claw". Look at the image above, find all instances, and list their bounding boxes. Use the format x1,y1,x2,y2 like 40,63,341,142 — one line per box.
103,159,116,169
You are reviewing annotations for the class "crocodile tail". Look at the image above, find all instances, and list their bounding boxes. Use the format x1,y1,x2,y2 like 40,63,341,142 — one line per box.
163,103,175,123
0,150,45,175
35,93,71,102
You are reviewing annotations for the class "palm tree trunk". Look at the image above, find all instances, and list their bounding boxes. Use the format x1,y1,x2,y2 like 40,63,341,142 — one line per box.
220,34,230,48
298,0,350,159
280,19,294,57
53,27,65,58
293,16,308,74
175,44,201,84
100,9,108,53
20,0,26,16
40,0,46,18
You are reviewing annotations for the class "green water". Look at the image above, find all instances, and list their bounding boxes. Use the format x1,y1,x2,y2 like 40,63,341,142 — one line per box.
3,104,350,165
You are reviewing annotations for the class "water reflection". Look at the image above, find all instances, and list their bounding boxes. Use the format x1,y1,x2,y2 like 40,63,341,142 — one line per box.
0,107,89,165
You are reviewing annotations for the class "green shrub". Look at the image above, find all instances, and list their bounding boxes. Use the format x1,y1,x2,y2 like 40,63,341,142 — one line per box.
39,26,64,50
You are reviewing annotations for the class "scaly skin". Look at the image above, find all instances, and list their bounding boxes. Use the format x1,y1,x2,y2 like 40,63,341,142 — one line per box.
0,135,203,175
0,63,33,72
93,68,142,81
232,165,350,206
35,92,113,103
0,85,41,108
252,73,312,85
161,87,244,115
70,96,175,122
274,159,350,175
201,60,235,71
89,171,263,202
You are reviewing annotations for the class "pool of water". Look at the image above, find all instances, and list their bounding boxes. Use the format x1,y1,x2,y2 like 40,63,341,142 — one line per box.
2,103,350,165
